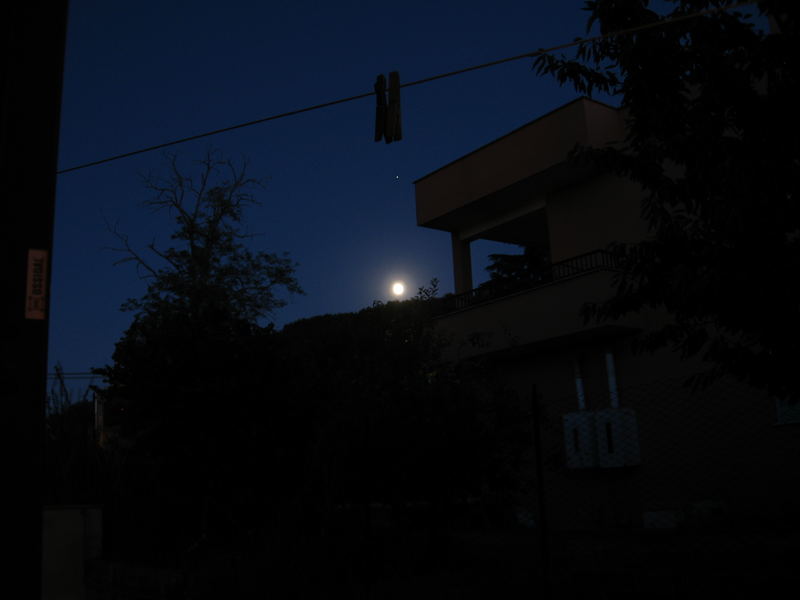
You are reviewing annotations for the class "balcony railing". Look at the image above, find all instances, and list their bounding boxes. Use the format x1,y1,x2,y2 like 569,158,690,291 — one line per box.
439,249,620,314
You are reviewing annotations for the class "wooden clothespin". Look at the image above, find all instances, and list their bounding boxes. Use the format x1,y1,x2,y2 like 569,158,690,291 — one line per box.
374,71,402,143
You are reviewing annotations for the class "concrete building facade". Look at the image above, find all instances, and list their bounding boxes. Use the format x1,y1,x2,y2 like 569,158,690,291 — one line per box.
413,97,799,535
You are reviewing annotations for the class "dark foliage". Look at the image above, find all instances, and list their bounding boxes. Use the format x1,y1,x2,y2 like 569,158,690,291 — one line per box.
91,150,530,567
43,365,102,505
482,243,552,293
92,152,302,558
534,1,800,399
272,286,531,520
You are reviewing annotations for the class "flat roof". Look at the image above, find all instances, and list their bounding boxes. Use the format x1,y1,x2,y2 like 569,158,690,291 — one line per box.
412,96,620,185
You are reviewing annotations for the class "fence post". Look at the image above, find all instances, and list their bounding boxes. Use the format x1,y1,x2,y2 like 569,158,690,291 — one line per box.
532,384,552,600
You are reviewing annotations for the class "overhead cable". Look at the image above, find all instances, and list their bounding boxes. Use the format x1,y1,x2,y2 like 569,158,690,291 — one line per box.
56,1,756,175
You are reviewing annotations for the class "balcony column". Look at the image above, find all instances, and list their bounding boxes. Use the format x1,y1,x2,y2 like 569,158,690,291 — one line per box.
605,350,620,408
451,232,473,294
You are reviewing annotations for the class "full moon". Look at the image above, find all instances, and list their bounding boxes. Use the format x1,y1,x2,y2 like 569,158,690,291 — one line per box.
391,281,405,296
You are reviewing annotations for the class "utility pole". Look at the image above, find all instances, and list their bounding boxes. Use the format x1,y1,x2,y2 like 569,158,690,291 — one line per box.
1,3,69,597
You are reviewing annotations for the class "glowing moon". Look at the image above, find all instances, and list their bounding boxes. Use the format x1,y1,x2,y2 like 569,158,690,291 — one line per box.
392,281,405,296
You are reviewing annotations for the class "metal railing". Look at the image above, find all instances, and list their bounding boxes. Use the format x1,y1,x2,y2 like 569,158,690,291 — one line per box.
440,249,620,314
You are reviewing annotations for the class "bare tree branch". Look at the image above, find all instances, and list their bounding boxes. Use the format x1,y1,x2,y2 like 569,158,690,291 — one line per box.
103,216,157,279
147,239,182,272
107,150,302,324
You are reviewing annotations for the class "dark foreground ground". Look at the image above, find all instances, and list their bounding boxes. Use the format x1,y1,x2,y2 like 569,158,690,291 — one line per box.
85,525,797,600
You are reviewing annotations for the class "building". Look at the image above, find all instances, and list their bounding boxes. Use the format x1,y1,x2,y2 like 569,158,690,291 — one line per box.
413,97,799,539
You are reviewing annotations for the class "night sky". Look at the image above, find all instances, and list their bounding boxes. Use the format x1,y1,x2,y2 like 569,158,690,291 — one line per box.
51,0,619,377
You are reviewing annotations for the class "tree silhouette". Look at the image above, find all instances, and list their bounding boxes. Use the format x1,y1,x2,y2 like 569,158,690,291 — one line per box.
534,1,799,399
110,151,301,324
93,151,302,559
483,244,551,292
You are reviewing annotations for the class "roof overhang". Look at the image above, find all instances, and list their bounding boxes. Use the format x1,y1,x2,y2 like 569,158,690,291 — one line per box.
414,97,625,235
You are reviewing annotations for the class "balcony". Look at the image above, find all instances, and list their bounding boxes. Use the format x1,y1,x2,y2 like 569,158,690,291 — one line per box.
438,249,619,314
433,250,640,359
413,98,635,295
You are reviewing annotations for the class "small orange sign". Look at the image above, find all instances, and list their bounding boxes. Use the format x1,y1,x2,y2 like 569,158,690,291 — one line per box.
26,249,48,320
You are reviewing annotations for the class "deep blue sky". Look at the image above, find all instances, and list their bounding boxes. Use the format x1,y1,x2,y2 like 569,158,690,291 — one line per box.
50,0,618,377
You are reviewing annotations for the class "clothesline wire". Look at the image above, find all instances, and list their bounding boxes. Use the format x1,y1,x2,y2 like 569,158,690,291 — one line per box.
56,1,756,175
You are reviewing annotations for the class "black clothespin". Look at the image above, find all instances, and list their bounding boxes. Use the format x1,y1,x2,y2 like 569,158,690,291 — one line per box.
374,71,402,143
374,74,387,142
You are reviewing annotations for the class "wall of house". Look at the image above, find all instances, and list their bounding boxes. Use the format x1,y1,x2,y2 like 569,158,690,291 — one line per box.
416,96,799,537
42,505,102,600
481,342,800,532
545,173,648,263
434,270,661,361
